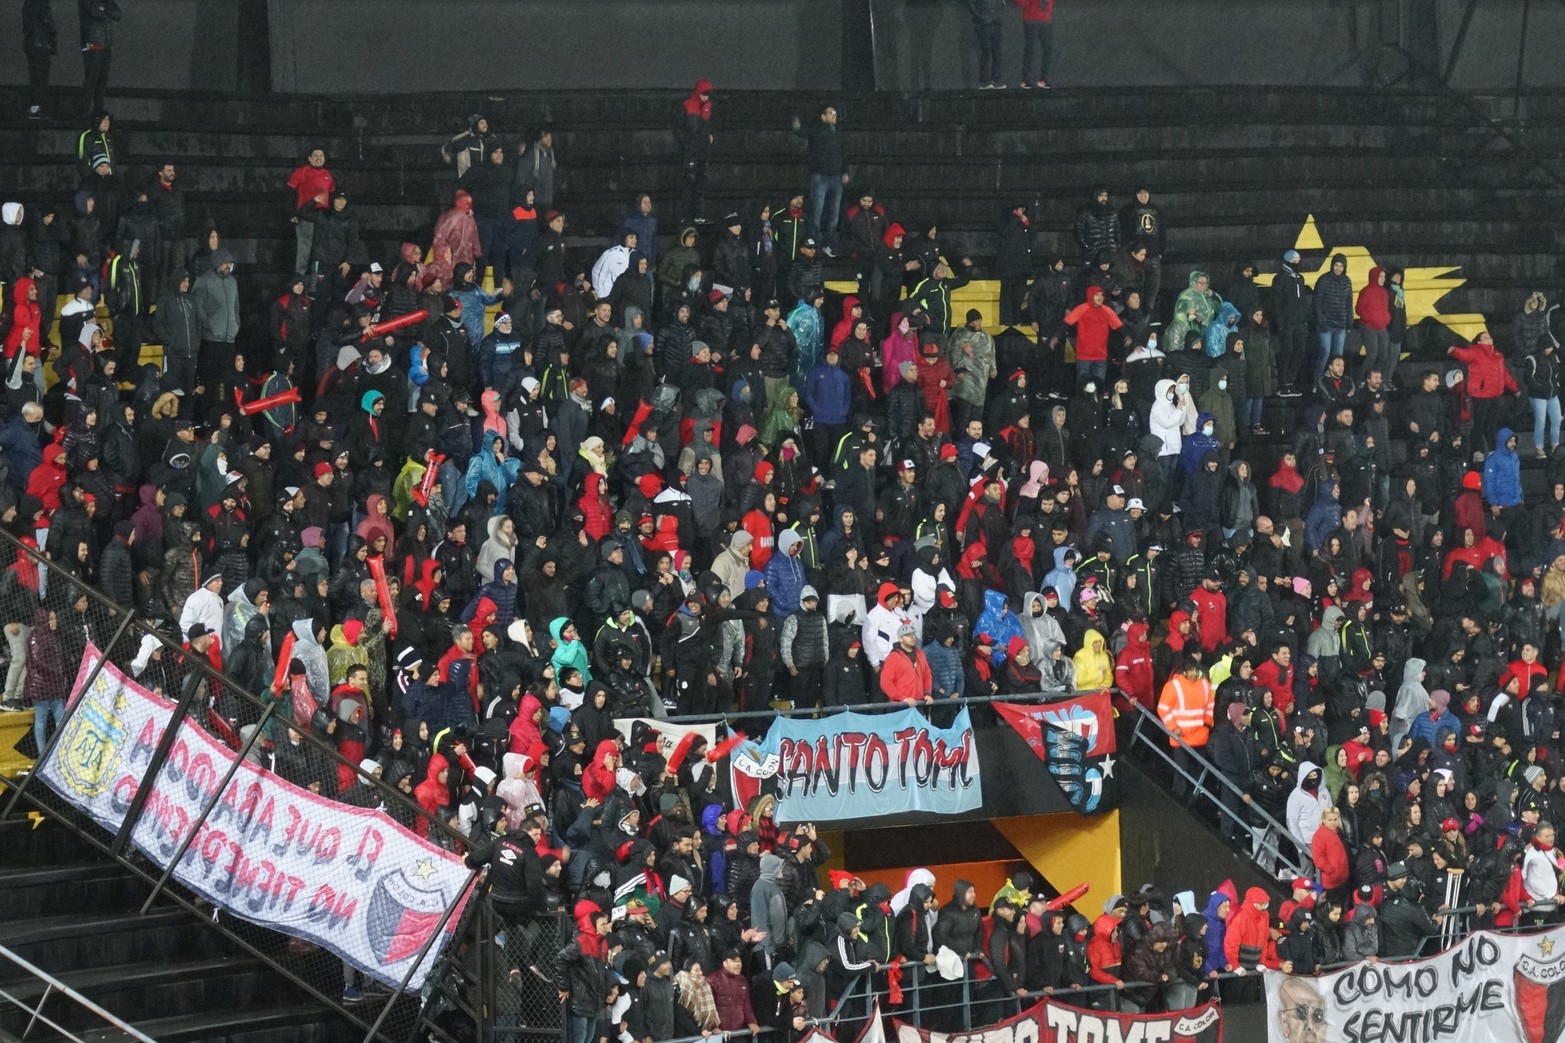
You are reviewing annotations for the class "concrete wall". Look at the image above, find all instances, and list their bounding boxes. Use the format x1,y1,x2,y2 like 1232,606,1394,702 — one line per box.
267,0,846,93
4,0,1560,94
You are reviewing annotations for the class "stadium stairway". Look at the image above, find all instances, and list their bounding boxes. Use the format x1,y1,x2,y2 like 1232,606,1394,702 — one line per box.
0,813,354,1043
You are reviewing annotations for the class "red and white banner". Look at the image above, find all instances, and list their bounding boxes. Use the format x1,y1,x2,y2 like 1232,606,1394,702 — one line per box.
895,996,1223,1043
37,644,472,990
994,694,1117,814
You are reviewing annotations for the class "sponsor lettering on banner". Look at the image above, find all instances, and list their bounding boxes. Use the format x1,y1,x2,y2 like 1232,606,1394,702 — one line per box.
38,644,473,991
732,707,981,823
1263,927,1565,1043
893,996,1223,1043
994,695,1117,814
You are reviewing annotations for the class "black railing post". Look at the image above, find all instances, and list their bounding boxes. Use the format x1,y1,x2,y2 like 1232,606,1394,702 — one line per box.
4,611,135,817
110,666,204,857
360,868,482,1043
139,699,277,913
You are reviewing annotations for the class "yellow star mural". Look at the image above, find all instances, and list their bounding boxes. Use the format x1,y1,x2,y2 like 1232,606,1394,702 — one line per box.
414,857,437,882
1254,214,1489,341
1542,937,1556,957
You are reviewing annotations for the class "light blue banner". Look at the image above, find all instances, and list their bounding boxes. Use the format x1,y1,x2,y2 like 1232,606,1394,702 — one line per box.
757,707,982,822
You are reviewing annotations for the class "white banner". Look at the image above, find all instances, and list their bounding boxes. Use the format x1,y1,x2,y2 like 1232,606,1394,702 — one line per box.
1265,927,1565,1043
611,717,719,774
38,644,472,990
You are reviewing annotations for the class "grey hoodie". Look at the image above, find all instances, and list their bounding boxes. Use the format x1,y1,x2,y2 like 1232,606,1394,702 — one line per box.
193,248,240,342
1306,605,1345,661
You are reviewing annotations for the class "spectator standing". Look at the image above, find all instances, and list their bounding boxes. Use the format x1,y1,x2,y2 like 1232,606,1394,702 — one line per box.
971,0,1007,90
1272,249,1311,397
1312,253,1353,385
792,105,848,257
22,0,57,119
78,0,120,117
676,80,714,224
1118,187,1166,311
1014,0,1055,89
285,148,335,277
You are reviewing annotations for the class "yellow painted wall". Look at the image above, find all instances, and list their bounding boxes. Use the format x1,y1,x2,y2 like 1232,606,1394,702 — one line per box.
994,810,1122,917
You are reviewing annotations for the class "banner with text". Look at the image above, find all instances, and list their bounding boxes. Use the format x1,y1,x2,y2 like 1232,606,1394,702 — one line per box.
1264,927,1565,1043
736,706,981,823
894,995,1223,1043
994,694,1117,813
37,645,472,990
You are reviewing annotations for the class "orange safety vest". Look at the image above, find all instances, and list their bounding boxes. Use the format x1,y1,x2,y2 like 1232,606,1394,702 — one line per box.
1156,674,1213,748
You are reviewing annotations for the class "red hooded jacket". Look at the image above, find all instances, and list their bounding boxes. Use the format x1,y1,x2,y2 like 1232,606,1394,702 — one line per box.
1355,266,1391,330
1063,287,1124,363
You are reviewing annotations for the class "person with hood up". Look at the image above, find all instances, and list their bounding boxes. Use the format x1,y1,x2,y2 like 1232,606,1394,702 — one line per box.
1223,886,1275,972
191,247,239,382
550,617,591,687
1203,301,1241,360
1064,284,1123,386
1390,657,1427,751
1286,761,1333,872
1483,427,1523,517
1072,628,1113,693
1148,378,1185,481
1167,271,1220,354
1357,265,1395,382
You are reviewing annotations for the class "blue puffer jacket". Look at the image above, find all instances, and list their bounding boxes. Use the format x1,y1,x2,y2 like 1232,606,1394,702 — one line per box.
1304,481,1342,551
974,587,1024,666
1482,427,1523,507
764,529,807,617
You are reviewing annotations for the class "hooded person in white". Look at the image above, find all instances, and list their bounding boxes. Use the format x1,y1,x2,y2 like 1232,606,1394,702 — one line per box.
290,616,331,707
497,751,544,832
1286,761,1333,867
1149,378,1184,461
890,867,939,918
1390,657,1428,751
1019,591,1067,662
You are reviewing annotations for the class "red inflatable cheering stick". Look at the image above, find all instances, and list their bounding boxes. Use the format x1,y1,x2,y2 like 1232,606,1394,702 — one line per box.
367,556,398,641
234,386,301,416
361,309,428,341
1045,882,1091,912
411,450,445,507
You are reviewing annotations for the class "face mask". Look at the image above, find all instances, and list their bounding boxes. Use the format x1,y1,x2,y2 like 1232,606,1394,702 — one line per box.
1202,426,1214,437
1218,379,1227,391
688,276,701,291
1083,382,1096,394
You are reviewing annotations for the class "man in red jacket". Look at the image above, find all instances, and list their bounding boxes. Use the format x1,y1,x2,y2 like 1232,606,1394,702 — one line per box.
881,624,934,704
1449,331,1519,451
1188,570,1229,653
285,147,335,277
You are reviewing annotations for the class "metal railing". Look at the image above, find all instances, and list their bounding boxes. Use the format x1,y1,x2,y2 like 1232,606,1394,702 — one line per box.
0,525,472,1043
1121,700,1306,878
0,943,160,1043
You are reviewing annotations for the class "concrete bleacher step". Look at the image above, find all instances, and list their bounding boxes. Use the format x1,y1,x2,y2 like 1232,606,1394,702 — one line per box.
0,82,1560,336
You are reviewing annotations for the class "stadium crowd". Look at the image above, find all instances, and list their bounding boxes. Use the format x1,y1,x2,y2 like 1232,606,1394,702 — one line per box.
2,75,1565,1037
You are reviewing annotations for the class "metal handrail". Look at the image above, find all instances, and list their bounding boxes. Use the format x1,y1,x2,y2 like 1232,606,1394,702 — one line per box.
0,943,161,1043
1122,700,1306,878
